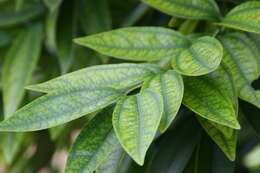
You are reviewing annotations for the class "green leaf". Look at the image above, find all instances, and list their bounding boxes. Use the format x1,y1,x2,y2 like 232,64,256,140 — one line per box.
56,0,77,74
0,30,10,47
219,33,260,108
112,89,163,165
65,107,119,173
143,70,184,132
219,1,260,33
2,23,43,117
171,36,223,76
195,65,238,160
0,3,44,28
74,27,189,61
0,88,121,132
43,0,62,12
146,111,201,173
143,0,220,20
96,145,131,173
77,0,111,35
26,63,162,93
183,72,240,129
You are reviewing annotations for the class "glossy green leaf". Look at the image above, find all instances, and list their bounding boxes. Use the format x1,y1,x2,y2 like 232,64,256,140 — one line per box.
77,0,111,35
0,3,44,28
147,111,201,173
143,0,220,20
183,74,240,129
113,89,163,165
171,36,223,76
219,33,260,108
65,107,118,173
26,63,162,93
219,1,260,33
0,88,121,132
143,70,184,132
74,27,189,61
2,23,43,117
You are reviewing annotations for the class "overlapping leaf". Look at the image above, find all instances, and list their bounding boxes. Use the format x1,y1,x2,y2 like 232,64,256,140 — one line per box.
113,89,163,165
26,63,162,93
65,107,119,173
2,23,43,117
183,72,240,129
74,27,189,61
219,1,260,33
143,0,221,20
143,70,184,132
171,36,223,76
219,33,260,108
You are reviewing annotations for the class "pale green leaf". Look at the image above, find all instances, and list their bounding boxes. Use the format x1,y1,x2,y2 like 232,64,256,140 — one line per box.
74,27,189,61
143,70,184,132
2,23,43,117
65,107,119,173
0,88,122,132
219,1,260,33
183,73,240,129
171,36,223,76
143,0,220,20
112,89,163,165
26,63,162,93
219,33,260,108
77,0,111,35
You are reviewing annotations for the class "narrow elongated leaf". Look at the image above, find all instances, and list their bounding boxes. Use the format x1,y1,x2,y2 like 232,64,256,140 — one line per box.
143,0,220,20
113,89,163,165
0,31,10,47
0,88,122,132
147,111,201,173
183,73,240,129
219,33,260,108
74,27,189,61
143,70,184,132
171,36,223,76
0,3,44,28
2,23,43,117
65,107,119,173
56,0,77,74
219,1,260,33
26,63,162,93
77,0,111,35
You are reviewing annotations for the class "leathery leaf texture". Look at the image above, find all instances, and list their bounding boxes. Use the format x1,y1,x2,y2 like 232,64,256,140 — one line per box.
75,27,223,76
74,27,189,61
171,36,223,76
195,65,239,161
143,70,184,132
0,64,161,131
183,70,240,129
219,33,260,108
220,1,260,34
65,107,118,173
142,0,221,20
2,23,43,117
113,89,163,165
